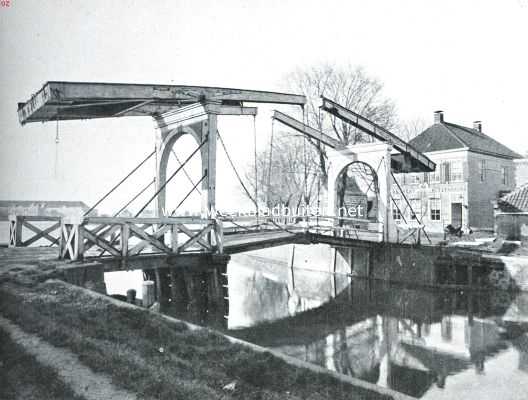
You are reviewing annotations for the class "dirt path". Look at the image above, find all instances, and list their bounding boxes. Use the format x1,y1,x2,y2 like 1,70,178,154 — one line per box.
0,315,137,400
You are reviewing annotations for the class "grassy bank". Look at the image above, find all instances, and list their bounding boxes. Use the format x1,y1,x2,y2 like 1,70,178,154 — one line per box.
0,276,392,400
0,328,86,400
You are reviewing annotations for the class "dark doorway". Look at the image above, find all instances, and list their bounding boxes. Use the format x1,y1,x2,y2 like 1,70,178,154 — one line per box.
451,203,462,227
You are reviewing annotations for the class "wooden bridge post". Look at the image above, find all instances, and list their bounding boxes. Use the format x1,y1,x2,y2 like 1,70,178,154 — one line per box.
214,219,223,253
121,223,129,259
202,111,217,220
8,215,22,247
59,217,83,261
170,224,179,253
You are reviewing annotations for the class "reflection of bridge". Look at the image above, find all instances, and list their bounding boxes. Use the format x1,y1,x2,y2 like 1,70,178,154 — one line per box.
230,278,523,398
9,81,435,271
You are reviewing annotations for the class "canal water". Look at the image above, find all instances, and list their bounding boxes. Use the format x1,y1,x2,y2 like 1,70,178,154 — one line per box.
105,243,528,399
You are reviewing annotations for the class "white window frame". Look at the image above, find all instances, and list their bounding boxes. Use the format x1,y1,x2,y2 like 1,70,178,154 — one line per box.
450,161,463,182
430,198,441,221
480,160,486,182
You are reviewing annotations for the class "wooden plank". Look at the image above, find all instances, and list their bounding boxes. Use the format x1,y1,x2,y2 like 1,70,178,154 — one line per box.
128,224,172,256
273,110,342,149
83,224,121,252
177,223,211,249
18,81,306,124
21,221,60,245
82,228,121,257
94,253,231,273
61,224,78,260
84,216,212,225
121,224,129,258
15,216,62,222
21,221,60,246
214,220,223,253
156,102,258,129
178,224,214,253
320,96,436,172
128,223,172,254
171,224,179,253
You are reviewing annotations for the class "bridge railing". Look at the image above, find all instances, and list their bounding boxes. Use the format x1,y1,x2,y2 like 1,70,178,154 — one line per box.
219,214,384,241
8,215,62,248
219,215,301,234
59,216,223,261
306,215,384,241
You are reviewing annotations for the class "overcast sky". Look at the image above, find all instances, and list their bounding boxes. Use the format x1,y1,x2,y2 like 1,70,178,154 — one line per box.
1,0,527,214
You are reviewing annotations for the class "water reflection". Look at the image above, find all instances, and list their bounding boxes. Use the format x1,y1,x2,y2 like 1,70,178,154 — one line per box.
136,244,528,399
226,257,527,399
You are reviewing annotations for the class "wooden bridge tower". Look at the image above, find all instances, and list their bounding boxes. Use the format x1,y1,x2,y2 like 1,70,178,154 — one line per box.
153,101,246,219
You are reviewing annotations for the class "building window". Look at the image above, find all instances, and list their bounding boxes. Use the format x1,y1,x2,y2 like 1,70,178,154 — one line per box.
441,162,451,183
480,160,486,182
429,169,441,183
450,162,463,182
392,199,402,220
430,198,441,221
423,172,429,184
502,166,508,185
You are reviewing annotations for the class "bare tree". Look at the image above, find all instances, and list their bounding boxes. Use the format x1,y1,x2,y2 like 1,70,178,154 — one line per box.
283,63,398,186
245,132,322,213
396,117,428,142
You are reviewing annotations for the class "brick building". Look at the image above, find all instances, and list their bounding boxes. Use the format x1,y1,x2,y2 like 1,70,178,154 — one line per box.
393,111,521,233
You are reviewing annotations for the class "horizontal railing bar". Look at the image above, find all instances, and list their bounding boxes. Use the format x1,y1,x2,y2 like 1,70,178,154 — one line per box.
13,215,62,222
83,216,215,225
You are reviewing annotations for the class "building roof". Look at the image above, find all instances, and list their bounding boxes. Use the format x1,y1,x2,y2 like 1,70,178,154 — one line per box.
410,122,522,160
0,200,89,209
498,184,528,212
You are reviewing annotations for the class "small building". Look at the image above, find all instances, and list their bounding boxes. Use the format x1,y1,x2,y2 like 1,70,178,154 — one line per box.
0,200,90,220
495,184,528,241
393,111,521,233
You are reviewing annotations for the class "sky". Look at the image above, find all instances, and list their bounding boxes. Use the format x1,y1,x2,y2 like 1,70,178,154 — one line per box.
1,0,528,214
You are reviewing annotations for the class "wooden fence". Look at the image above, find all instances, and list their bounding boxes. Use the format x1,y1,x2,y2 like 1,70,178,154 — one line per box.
8,215,61,247
59,216,223,261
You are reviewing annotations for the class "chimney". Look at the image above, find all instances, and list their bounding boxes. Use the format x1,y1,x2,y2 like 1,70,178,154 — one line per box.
473,121,482,132
434,110,444,124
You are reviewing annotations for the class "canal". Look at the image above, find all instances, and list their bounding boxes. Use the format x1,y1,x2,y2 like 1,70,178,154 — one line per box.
105,243,528,399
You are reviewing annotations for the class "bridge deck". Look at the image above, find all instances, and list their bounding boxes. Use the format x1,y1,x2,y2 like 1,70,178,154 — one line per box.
1,229,381,272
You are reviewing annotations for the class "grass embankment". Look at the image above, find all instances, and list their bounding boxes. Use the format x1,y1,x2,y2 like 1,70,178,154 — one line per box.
0,328,86,400
0,277,391,400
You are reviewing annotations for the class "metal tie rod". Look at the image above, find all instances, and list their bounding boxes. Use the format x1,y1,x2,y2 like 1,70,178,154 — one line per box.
84,150,156,216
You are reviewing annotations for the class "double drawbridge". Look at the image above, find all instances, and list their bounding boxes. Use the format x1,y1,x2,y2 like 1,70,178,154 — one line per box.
10,81,436,272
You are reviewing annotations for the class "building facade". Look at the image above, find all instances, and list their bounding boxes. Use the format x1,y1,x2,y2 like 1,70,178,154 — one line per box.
393,112,520,233
514,157,528,187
